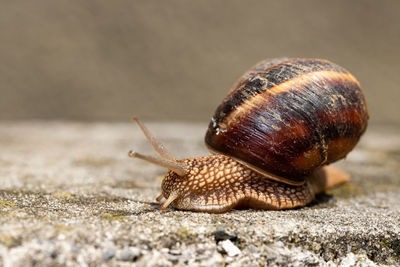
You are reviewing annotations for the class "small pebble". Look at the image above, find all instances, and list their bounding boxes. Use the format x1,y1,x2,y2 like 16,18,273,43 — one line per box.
169,249,181,255
219,240,241,257
248,244,259,254
102,249,115,260
117,248,141,261
168,254,182,264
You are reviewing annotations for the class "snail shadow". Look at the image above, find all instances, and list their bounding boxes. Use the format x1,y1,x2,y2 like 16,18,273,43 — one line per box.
307,192,336,209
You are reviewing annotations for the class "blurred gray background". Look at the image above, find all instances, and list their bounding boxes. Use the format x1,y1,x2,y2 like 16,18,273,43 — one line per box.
1,0,399,125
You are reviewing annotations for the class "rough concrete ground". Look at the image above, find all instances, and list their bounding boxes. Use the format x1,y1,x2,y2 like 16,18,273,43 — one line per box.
0,121,399,266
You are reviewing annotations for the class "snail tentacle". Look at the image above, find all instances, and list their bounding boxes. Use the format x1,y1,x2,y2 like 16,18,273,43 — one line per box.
160,192,179,210
128,150,187,176
131,115,175,160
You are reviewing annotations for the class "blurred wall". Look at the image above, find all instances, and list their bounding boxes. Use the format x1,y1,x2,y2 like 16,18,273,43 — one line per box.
0,0,399,124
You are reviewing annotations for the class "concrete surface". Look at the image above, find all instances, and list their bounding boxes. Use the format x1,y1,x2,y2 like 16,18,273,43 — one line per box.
0,121,399,266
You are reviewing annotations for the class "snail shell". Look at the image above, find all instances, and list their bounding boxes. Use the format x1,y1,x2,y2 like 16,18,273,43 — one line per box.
205,58,369,185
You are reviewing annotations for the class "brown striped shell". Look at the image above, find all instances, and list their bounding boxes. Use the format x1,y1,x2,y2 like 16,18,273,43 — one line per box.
205,58,369,185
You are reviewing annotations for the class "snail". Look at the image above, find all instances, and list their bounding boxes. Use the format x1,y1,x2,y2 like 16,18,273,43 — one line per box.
129,58,369,213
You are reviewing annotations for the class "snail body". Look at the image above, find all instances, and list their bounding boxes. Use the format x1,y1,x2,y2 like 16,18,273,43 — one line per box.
129,58,369,213
158,154,346,212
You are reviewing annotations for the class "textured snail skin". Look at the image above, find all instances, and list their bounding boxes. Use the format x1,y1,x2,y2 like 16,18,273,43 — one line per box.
160,154,349,213
205,58,369,185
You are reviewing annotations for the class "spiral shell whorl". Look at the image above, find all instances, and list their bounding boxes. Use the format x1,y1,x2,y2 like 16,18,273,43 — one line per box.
205,58,369,184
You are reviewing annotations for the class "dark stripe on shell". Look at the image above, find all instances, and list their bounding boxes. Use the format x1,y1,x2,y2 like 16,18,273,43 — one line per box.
214,58,349,126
